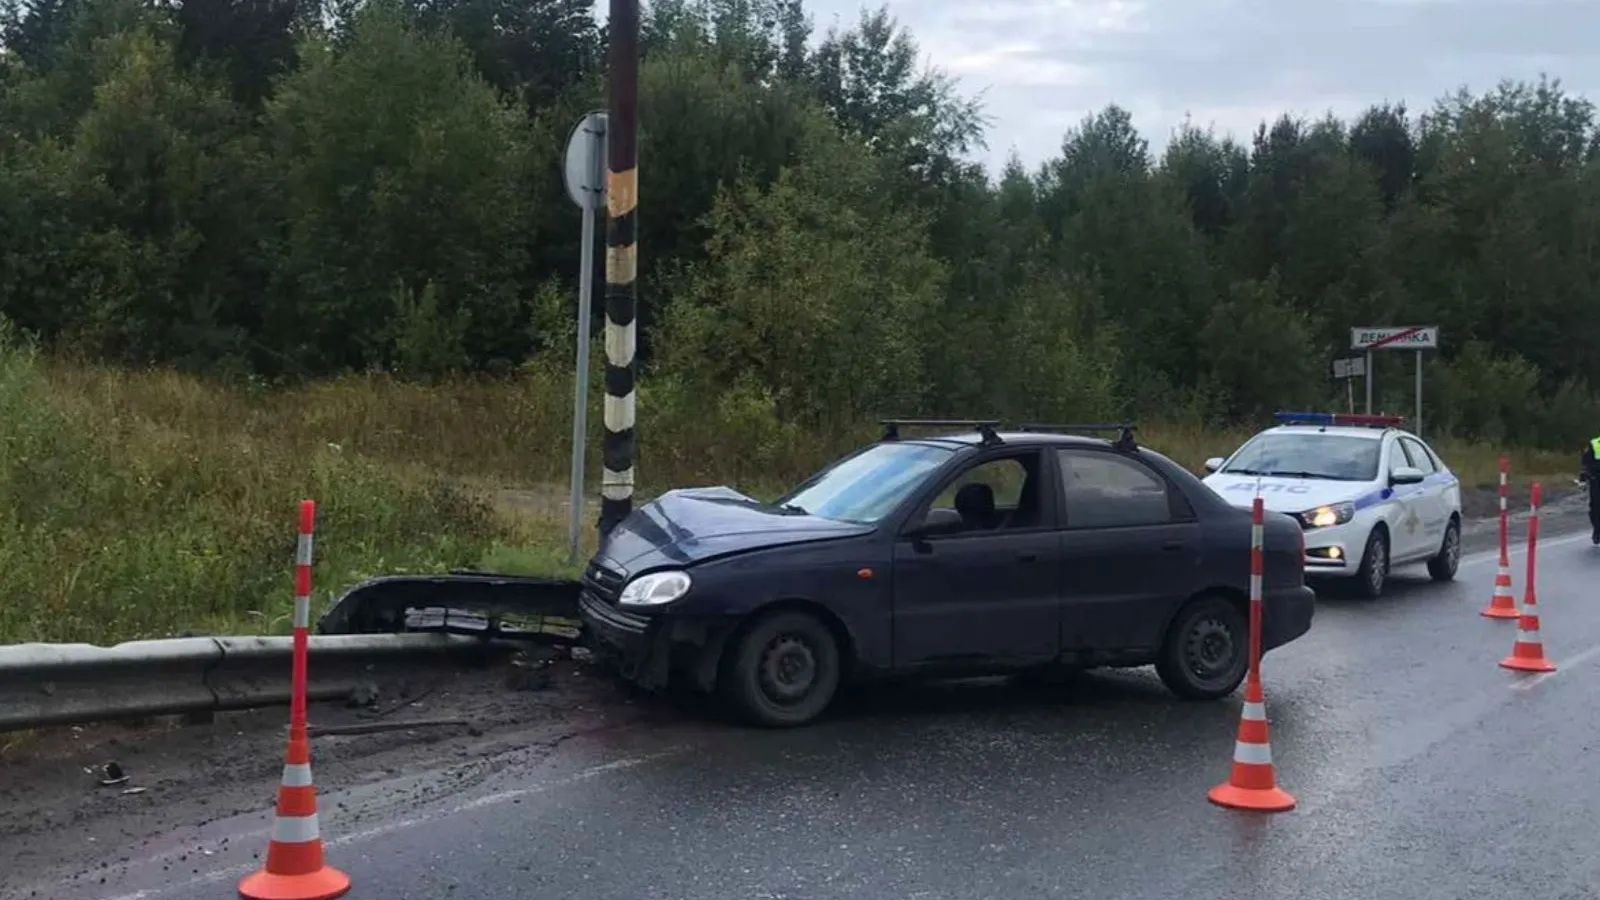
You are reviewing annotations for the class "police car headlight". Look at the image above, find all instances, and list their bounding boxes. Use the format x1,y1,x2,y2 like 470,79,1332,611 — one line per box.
1301,502,1355,529
618,570,692,608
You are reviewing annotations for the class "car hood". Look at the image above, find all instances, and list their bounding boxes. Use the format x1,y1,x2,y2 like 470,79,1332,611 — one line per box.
1201,473,1372,514
595,486,874,574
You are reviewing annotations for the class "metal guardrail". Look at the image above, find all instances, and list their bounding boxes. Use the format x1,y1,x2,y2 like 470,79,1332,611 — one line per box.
0,633,512,733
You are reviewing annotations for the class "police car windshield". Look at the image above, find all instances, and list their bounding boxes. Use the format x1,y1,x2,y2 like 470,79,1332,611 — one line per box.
1221,433,1380,482
775,442,955,524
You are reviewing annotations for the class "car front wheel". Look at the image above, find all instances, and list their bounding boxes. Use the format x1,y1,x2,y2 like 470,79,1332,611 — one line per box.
719,609,841,728
1155,594,1249,701
1427,518,1461,582
1353,527,1389,598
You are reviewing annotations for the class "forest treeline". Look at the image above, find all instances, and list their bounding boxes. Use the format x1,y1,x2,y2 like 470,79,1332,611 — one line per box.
3,0,1599,447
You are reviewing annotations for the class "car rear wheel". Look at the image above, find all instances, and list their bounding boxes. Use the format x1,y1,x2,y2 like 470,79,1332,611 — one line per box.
719,610,841,728
1155,594,1249,701
1427,518,1461,582
1352,527,1389,598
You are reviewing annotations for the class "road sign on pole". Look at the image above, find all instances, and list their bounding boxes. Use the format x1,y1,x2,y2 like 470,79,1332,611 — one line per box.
1330,356,1366,380
1331,355,1366,414
1349,326,1439,436
564,110,608,562
1350,326,1440,351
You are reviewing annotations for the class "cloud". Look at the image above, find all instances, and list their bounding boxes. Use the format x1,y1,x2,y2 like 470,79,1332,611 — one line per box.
801,0,1600,172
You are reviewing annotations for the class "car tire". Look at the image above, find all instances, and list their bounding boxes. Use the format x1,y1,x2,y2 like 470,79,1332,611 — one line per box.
1352,527,1389,599
719,609,841,728
1427,517,1461,582
1155,594,1249,701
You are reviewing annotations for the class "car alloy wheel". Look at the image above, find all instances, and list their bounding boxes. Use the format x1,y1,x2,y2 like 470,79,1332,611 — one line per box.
1359,530,1389,597
759,634,817,704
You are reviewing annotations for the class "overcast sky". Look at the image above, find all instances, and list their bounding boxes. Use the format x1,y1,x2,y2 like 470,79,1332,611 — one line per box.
799,0,1600,173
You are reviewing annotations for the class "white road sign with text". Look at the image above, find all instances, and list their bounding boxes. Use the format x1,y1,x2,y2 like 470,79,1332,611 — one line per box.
1350,326,1440,350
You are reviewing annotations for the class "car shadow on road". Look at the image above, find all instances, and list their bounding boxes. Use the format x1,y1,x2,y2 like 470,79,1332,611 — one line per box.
1310,568,1457,604
820,667,1225,725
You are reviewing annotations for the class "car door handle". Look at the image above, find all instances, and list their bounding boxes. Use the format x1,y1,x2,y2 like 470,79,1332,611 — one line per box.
1161,541,1187,551
1017,551,1039,562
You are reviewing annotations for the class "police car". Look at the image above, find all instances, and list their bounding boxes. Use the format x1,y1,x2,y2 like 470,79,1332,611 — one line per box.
1201,412,1463,598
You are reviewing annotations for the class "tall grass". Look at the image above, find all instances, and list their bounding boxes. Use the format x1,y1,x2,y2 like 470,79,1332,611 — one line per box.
0,334,1573,645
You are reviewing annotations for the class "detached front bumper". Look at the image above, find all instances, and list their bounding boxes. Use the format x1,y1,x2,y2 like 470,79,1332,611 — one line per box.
1262,585,1316,651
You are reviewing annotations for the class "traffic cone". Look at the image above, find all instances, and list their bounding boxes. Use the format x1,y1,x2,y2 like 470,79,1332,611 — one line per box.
240,500,350,900
1481,456,1519,619
1207,676,1296,813
1481,562,1518,619
1501,607,1556,673
238,731,350,900
1500,482,1555,674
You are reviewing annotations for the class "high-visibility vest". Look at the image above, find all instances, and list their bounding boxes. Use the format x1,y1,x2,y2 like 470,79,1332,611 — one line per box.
1591,436,1600,458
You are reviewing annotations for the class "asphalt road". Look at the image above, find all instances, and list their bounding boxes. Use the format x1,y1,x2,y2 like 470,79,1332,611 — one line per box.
27,527,1600,900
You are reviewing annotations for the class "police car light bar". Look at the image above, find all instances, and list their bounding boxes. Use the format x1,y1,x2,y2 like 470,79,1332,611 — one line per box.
1274,411,1405,428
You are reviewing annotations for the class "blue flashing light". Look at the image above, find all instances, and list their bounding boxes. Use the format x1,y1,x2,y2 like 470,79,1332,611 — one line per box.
1273,411,1405,429
1273,411,1335,426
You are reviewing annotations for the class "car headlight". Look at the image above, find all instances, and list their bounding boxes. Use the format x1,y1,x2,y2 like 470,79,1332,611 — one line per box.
617,570,692,608
1300,501,1355,529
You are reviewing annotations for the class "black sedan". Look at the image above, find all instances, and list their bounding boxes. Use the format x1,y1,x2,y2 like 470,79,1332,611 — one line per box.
578,421,1315,727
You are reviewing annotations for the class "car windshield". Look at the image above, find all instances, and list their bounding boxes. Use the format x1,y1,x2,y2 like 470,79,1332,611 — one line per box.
1220,433,1381,482
775,442,955,524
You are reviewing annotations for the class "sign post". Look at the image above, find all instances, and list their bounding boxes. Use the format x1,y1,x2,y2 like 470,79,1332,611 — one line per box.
563,110,608,563
1329,354,1366,413
1350,326,1440,435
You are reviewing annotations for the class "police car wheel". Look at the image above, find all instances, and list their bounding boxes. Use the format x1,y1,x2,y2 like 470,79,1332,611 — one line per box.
1427,518,1461,582
1353,528,1389,599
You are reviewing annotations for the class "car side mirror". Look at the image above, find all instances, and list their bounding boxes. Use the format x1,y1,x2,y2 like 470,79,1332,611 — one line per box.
1202,457,1224,474
908,507,963,538
1390,466,1425,486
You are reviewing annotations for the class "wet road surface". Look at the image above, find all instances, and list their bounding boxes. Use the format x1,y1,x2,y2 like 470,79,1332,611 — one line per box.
34,530,1600,900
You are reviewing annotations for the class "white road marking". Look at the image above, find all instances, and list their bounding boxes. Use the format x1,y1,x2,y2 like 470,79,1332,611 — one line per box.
92,748,687,900
1459,530,1592,569
1509,643,1600,692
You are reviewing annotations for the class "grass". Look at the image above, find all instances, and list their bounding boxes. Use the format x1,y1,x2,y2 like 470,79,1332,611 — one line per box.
0,332,1574,646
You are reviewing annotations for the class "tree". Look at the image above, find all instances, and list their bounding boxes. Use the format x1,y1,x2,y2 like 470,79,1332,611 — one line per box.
264,0,533,373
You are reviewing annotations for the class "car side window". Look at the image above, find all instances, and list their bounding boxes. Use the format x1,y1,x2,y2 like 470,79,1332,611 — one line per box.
1058,451,1173,529
915,453,1046,535
1386,440,1409,478
1401,438,1437,474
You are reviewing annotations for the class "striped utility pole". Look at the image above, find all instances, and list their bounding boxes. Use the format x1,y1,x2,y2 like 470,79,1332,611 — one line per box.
598,0,639,541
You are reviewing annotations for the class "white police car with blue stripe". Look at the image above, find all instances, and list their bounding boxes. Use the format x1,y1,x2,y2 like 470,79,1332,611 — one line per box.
1201,412,1463,598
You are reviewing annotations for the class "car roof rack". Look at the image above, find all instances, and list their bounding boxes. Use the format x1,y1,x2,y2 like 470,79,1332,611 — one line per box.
880,419,1003,447
1273,411,1404,431
1016,423,1138,452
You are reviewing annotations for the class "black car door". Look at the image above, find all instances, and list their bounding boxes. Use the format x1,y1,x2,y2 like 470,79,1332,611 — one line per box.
890,448,1063,670
1053,448,1203,658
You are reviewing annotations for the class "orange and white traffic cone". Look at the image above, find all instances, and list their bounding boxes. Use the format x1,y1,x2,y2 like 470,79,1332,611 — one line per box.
1500,483,1555,674
1482,561,1518,619
1481,457,1519,619
1207,676,1297,812
240,501,351,900
238,734,350,900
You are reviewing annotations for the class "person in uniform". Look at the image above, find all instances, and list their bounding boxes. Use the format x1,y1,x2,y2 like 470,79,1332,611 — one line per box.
1582,436,1600,544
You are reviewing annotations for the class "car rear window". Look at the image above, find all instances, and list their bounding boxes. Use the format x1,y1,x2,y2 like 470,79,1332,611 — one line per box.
1220,433,1380,482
